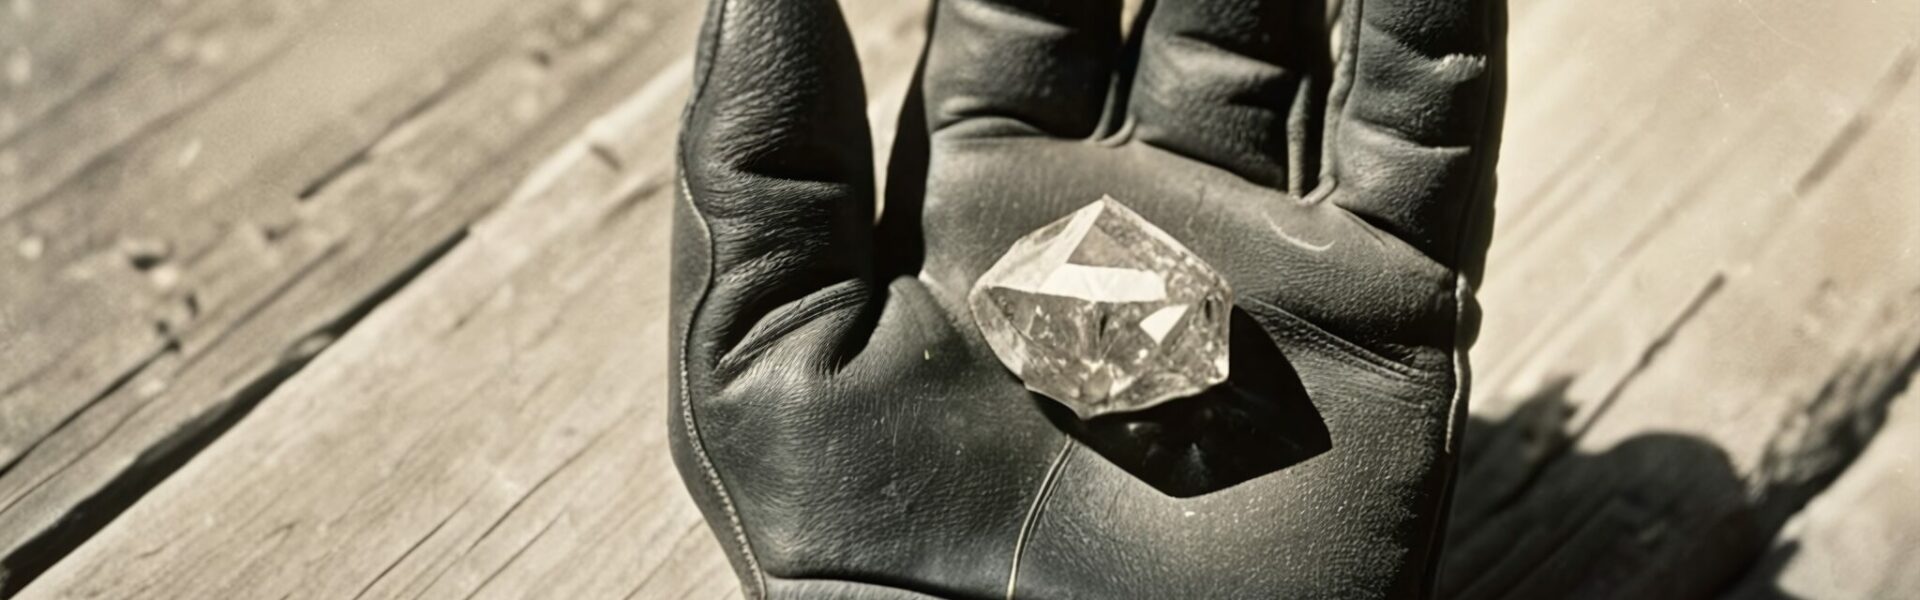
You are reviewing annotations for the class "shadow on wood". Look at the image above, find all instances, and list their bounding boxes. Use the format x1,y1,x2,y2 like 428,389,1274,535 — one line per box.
1443,304,1920,598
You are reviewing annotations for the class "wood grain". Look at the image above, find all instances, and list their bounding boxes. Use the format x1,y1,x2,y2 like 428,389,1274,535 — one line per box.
1,0,1914,596
6,0,927,597
0,0,705,589
1443,0,1920,596
1727,60,1920,599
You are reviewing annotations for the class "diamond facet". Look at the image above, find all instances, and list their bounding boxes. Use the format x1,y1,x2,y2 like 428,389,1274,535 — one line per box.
969,196,1232,417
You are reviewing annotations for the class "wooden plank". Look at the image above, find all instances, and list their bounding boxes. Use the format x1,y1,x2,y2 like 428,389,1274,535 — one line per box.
0,0,579,434
0,0,707,591
1446,291,1920,598
1452,0,1916,527
10,0,928,597
1444,0,1920,591
1728,53,1920,599
0,0,203,144
1729,377,1920,598
0,0,561,498
1473,0,1919,410
0,0,343,219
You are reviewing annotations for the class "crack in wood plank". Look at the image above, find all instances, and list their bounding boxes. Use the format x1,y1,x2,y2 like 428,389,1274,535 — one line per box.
622,521,713,600
0,229,461,594
349,488,482,600
460,511,566,600
293,53,500,203
1792,47,1917,197
0,343,175,484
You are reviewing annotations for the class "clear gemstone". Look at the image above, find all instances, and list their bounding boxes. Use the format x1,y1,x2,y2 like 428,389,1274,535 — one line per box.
969,195,1232,417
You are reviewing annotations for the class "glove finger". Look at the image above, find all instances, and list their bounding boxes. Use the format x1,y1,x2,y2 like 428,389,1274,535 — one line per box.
1322,0,1502,266
1128,0,1332,192
923,0,1122,139
678,0,876,358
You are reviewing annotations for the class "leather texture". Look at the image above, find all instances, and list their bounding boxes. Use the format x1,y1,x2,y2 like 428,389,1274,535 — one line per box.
670,0,1505,597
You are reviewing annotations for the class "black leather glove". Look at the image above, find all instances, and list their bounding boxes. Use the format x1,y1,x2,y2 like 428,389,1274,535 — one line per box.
671,0,1503,597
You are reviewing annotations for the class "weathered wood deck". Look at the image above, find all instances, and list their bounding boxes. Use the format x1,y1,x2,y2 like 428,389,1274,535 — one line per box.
1,0,1915,597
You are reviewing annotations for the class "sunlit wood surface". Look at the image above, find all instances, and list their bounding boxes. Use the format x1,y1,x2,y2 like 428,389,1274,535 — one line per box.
0,0,1914,597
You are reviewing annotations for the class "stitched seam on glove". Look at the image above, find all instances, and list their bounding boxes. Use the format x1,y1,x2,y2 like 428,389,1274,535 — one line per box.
1426,1,1504,591
1241,296,1449,383
1312,0,1364,204
679,0,767,583
1440,0,1503,441
1005,439,1076,600
678,170,767,598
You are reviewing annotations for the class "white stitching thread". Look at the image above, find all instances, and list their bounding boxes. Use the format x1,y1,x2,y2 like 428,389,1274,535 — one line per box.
1240,297,1446,382
679,0,768,594
1429,0,1503,590
1006,439,1075,600
678,171,767,595
1444,274,1470,457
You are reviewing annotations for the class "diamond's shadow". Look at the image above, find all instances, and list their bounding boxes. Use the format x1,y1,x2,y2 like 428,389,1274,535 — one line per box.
1040,308,1330,497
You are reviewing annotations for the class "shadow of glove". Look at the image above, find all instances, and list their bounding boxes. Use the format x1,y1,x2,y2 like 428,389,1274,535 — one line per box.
671,0,1504,597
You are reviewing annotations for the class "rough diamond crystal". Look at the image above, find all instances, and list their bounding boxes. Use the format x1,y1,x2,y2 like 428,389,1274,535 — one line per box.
969,195,1232,418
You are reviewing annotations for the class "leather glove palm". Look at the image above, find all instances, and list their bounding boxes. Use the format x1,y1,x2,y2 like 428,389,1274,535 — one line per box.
672,0,1503,597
